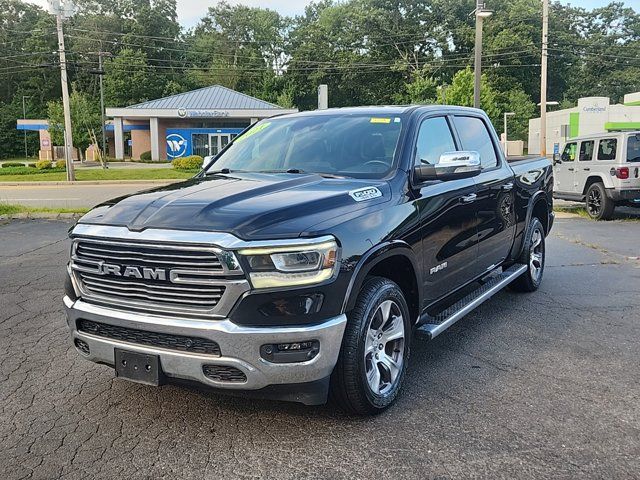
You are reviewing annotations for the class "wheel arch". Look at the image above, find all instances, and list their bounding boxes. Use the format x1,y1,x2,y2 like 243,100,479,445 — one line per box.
342,241,421,324
582,174,610,195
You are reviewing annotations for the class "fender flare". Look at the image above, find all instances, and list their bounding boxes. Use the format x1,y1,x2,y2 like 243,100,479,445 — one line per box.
582,173,613,193
516,191,549,259
341,240,422,314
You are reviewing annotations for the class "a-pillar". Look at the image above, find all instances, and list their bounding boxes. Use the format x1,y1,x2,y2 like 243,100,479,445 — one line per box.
114,117,124,160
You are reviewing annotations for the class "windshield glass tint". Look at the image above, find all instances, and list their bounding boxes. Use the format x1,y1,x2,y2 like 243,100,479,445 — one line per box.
206,114,403,178
627,135,640,163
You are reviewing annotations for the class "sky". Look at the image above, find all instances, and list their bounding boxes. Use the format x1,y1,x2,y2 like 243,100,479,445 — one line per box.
28,0,633,28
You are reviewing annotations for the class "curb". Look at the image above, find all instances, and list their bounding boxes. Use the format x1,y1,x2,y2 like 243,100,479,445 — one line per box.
0,212,84,221
0,179,180,187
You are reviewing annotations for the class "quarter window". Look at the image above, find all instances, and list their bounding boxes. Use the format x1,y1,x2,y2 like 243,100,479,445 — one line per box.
597,138,617,161
453,116,498,168
626,135,640,163
579,141,594,161
415,117,457,166
561,142,576,162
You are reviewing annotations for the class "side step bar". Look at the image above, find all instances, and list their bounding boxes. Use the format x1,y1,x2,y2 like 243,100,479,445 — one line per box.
416,264,528,340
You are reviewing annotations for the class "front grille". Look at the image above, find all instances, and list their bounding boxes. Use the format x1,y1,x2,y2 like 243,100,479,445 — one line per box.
71,238,235,316
202,365,247,383
78,319,221,356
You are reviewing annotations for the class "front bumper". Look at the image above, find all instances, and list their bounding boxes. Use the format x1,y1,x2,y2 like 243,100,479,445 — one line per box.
64,296,347,396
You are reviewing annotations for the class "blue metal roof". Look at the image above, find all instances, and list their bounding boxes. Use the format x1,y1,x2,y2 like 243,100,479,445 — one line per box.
126,85,281,110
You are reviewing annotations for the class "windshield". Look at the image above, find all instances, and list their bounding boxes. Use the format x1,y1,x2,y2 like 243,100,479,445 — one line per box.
627,135,640,163
205,114,403,179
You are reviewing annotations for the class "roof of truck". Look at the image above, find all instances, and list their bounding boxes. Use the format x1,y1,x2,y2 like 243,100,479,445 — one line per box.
568,131,640,141
274,104,484,119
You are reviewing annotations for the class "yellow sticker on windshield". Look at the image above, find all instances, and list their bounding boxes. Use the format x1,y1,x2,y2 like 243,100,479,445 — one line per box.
370,117,391,124
234,122,271,143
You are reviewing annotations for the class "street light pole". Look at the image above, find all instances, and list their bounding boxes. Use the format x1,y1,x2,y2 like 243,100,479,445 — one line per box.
472,1,493,109
540,0,549,157
22,95,31,159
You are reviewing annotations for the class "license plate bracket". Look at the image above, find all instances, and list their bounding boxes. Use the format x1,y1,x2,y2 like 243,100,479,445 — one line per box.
114,348,163,386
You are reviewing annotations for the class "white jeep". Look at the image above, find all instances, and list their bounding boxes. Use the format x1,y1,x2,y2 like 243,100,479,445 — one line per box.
554,131,640,219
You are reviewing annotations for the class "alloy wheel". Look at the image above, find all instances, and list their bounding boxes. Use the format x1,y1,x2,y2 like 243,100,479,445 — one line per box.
529,227,544,282
587,188,602,217
363,300,405,395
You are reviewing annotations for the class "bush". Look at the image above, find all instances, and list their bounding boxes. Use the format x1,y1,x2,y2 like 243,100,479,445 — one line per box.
28,163,36,168
55,159,66,169
172,155,203,171
140,150,152,161
2,162,26,168
35,160,52,170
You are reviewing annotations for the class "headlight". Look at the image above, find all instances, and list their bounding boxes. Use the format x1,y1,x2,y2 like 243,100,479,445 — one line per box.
238,239,339,289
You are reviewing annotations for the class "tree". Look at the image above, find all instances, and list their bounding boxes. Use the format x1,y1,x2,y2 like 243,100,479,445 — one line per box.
47,90,101,159
103,48,162,107
445,68,501,125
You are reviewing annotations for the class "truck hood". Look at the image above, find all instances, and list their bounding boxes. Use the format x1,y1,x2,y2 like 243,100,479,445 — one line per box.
77,172,391,239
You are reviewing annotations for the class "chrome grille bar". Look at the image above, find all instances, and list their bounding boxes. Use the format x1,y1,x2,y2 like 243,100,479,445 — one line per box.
70,237,249,318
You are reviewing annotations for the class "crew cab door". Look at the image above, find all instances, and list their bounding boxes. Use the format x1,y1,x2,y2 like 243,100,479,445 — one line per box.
412,115,479,304
555,141,577,193
451,115,516,272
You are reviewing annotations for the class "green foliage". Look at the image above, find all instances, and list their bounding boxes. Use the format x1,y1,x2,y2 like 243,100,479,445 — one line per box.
55,159,67,169
172,155,203,170
47,90,101,158
140,151,152,161
2,162,26,168
445,68,501,125
35,160,52,169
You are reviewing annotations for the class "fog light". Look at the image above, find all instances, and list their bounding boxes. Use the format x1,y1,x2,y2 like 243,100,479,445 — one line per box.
261,340,319,363
74,338,90,356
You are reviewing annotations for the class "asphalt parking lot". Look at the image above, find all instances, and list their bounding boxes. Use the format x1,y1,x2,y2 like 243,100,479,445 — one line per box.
1,216,639,479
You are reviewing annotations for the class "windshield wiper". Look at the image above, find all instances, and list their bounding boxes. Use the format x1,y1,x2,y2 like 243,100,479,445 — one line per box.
255,169,348,178
205,168,244,175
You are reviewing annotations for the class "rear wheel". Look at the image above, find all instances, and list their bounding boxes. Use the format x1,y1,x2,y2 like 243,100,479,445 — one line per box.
586,182,615,220
330,277,411,415
509,217,545,292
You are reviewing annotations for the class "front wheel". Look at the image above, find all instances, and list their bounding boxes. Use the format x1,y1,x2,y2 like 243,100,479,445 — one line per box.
509,217,545,292
586,182,615,220
330,277,411,415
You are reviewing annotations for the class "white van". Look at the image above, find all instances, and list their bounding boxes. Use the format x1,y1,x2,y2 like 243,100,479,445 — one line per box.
553,131,640,219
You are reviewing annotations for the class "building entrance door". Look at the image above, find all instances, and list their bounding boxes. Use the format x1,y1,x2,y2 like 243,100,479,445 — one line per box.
209,134,231,156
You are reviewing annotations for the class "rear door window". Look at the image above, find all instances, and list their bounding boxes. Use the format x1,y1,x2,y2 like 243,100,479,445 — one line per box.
627,135,640,163
579,141,594,161
452,116,498,169
597,138,617,161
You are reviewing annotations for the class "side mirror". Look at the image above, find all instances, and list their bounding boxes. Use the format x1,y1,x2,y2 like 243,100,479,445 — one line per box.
414,151,481,182
553,153,561,165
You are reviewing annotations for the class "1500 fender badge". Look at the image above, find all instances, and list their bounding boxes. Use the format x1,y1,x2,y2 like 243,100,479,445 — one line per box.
349,186,383,202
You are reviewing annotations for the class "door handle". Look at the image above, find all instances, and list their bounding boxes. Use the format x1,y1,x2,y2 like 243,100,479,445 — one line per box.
502,182,514,191
567,168,574,171
583,168,590,171
460,193,477,203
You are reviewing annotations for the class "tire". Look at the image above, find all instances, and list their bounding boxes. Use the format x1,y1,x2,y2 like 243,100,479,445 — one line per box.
509,217,545,292
585,182,615,220
330,276,411,415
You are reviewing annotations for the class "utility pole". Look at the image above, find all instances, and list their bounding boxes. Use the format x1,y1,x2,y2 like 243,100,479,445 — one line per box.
22,95,31,158
540,0,549,157
89,49,111,167
472,1,493,109
53,1,75,181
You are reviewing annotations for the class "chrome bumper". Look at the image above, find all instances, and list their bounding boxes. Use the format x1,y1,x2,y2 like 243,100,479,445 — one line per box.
64,297,347,391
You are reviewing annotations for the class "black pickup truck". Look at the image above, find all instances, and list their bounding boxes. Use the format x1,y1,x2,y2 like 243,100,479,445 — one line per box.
64,106,553,415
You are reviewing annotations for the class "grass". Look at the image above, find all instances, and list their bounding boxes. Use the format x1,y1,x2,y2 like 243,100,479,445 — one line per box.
0,167,197,182
0,203,89,215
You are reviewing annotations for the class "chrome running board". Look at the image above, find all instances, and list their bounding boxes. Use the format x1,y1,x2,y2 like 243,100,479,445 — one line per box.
416,264,528,340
